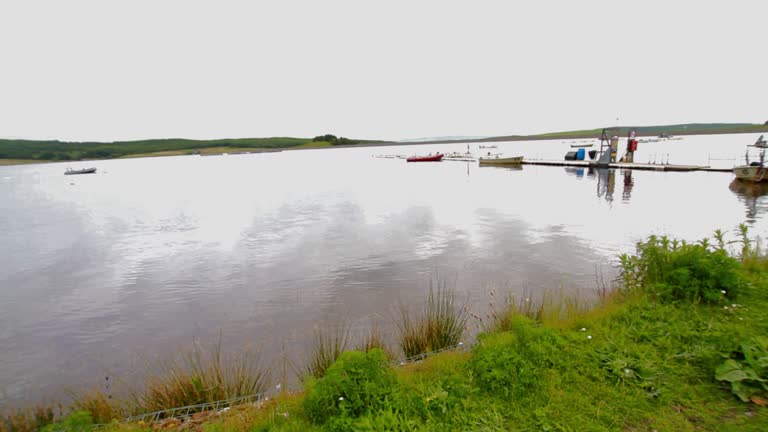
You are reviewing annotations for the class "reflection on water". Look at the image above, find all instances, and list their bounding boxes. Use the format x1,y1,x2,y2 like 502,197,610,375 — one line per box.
728,179,768,223
622,171,634,202
1,134,766,405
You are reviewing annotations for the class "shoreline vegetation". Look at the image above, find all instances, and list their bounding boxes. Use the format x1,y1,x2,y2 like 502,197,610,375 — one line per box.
1,123,767,166
3,226,768,431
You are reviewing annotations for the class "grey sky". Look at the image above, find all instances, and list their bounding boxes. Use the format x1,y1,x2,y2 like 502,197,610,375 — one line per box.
1,0,765,142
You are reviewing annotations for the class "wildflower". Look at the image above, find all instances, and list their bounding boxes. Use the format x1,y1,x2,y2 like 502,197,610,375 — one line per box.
339,397,344,401
732,304,737,308
580,327,587,332
276,383,281,390
458,341,464,346
587,335,592,339
721,290,727,294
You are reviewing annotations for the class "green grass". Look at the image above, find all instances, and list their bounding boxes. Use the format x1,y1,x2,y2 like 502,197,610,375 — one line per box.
0,159,52,166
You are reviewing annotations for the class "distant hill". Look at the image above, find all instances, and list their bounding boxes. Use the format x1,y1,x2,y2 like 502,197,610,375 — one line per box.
412,123,768,144
398,136,489,143
0,136,386,161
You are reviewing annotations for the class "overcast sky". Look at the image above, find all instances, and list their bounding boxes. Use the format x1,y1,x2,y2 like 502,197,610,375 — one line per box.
1,1,766,142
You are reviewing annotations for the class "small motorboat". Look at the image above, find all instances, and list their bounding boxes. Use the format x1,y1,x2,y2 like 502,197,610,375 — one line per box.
442,151,476,161
733,136,768,182
478,156,524,165
64,167,97,175
406,153,444,162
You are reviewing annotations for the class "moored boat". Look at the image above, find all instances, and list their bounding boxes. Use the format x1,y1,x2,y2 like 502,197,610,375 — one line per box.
733,136,768,182
406,153,444,162
478,156,524,165
64,167,97,175
443,151,476,161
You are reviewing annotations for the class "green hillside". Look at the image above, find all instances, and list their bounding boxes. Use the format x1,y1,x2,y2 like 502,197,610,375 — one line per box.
450,123,768,144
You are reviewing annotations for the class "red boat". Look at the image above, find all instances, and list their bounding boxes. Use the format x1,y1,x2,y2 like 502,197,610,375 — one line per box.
406,153,444,162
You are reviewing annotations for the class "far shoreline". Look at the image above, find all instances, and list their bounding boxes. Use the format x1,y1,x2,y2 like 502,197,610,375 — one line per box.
2,124,766,167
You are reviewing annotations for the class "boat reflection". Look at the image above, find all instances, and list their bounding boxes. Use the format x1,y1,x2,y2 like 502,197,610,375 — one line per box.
728,178,768,223
479,165,523,172
563,167,585,178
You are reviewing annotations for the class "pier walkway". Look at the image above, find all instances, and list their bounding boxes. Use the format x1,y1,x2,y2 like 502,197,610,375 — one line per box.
521,159,731,173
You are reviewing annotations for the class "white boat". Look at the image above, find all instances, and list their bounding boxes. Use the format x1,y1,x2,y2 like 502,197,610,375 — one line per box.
733,136,768,182
478,156,524,165
64,167,97,175
443,151,477,161
479,145,498,149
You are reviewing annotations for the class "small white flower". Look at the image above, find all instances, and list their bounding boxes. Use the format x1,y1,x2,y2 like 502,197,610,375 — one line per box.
732,304,737,308
624,369,631,376
276,383,281,390
458,342,464,346
739,317,744,321
580,327,587,332
339,397,344,401
399,362,405,366
721,290,727,294
587,335,592,339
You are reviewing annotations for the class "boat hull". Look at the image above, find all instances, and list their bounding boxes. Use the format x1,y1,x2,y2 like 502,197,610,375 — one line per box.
64,168,97,175
733,165,768,182
406,154,444,162
479,156,524,165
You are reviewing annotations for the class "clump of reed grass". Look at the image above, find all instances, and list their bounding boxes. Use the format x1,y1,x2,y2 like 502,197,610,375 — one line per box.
0,403,58,432
298,324,350,380
397,281,468,358
356,324,394,360
70,387,120,424
129,337,268,414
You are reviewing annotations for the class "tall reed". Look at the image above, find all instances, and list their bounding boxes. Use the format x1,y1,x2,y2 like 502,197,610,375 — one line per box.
299,323,350,380
0,403,57,432
397,281,468,358
129,337,268,414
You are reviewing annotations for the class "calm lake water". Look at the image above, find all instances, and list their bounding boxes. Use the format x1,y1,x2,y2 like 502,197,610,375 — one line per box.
1,133,767,404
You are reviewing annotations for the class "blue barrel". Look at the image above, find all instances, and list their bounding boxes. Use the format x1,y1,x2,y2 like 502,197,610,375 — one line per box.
576,148,586,160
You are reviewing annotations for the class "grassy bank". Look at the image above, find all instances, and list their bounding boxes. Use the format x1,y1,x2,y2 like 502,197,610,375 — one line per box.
3,228,768,431
0,159,52,166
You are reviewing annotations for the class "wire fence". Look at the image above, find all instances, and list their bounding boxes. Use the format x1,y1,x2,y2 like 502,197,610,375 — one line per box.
391,341,467,366
122,392,264,423
59,342,471,432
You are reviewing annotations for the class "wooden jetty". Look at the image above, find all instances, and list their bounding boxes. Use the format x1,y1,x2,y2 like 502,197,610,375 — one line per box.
521,159,731,173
